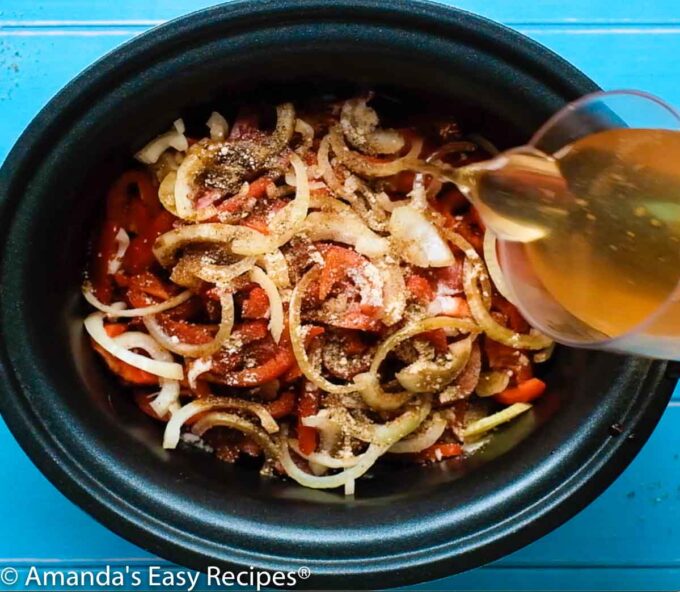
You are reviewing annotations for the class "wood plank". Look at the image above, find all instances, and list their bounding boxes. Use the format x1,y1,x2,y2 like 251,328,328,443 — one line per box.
1,0,680,25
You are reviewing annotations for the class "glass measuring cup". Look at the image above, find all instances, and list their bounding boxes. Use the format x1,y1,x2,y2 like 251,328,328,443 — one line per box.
489,91,680,360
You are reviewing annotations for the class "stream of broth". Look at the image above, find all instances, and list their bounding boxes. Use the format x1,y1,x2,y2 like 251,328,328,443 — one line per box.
455,128,680,338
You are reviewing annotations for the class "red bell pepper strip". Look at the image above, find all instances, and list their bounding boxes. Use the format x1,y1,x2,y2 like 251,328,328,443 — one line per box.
297,387,319,455
318,245,367,300
420,329,448,355
417,442,463,463
91,169,162,301
493,296,530,333
267,390,297,419
123,210,176,274
484,338,533,383
242,286,271,319
495,378,546,405
406,273,434,302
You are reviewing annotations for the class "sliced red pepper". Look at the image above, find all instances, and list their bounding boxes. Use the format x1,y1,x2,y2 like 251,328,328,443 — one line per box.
420,329,449,355
242,286,270,319
318,245,367,300
267,390,297,419
297,387,319,455
495,378,546,405
330,308,384,332
128,272,173,301
406,273,434,302
104,323,127,338
159,318,217,344
493,296,530,333
123,210,176,274
389,171,416,194
338,330,368,356
432,262,463,293
247,176,272,199
484,338,533,383
91,169,161,301
235,320,270,343
417,442,463,463
241,216,271,235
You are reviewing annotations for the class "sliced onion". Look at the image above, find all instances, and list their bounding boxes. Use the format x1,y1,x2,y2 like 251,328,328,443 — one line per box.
206,111,229,141
83,283,192,318
135,127,189,165
355,316,478,411
173,118,186,134
164,396,279,449
340,98,405,155
150,380,181,418
395,336,472,394
309,192,352,213
389,205,455,267
352,372,412,411
259,250,290,289
288,267,357,394
158,171,179,216
294,118,315,154
475,370,511,397
113,331,182,416
463,258,552,350
388,413,447,453
250,266,283,343
329,125,425,178
288,439,361,469
187,357,213,390
303,210,389,258
106,228,130,275
153,223,245,267
375,190,406,213
144,291,234,358
174,148,206,219
84,312,183,380
190,255,256,286
304,396,431,446
280,425,387,491
462,402,532,439
483,230,517,305
317,135,388,232
534,342,555,363
318,135,348,196
191,412,279,458
376,260,406,326
441,227,492,309
231,153,310,256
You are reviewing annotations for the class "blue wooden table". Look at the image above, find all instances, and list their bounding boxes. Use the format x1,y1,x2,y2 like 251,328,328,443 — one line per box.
1,1,680,590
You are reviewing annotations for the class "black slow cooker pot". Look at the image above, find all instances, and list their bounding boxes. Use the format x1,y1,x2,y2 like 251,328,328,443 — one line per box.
0,0,677,588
